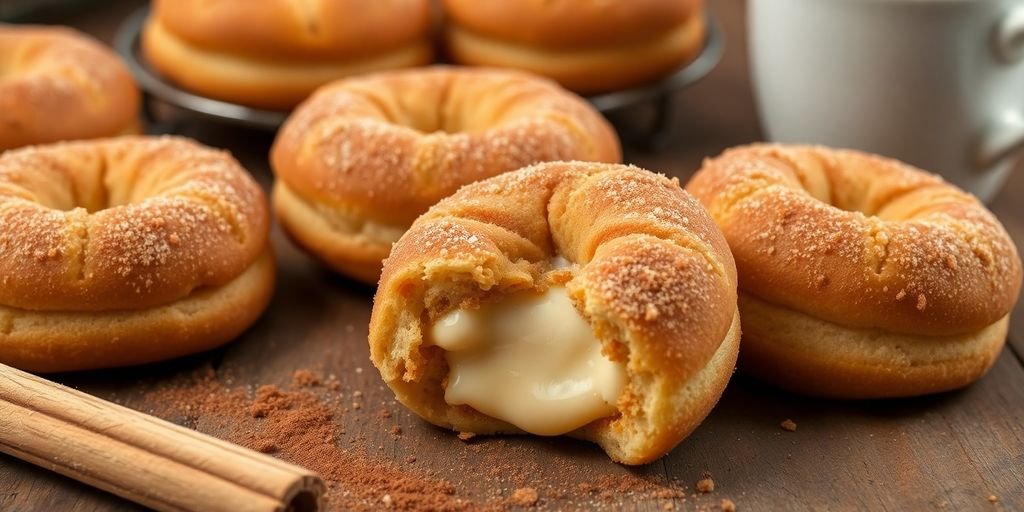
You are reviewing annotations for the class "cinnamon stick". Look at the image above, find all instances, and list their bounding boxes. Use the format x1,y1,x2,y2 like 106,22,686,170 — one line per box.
0,364,325,512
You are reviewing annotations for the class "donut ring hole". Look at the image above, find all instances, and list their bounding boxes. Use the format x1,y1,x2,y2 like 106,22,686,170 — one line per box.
7,148,204,214
0,137,269,313
345,73,565,135
767,150,957,222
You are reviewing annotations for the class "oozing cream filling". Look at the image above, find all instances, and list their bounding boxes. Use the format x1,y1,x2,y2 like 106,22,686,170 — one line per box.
431,286,625,436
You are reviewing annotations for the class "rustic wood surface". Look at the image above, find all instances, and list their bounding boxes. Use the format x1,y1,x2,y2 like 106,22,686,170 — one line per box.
2,1,1023,510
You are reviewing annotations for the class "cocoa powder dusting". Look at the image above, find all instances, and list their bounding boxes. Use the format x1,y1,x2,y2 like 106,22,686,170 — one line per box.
144,366,693,511
146,367,469,511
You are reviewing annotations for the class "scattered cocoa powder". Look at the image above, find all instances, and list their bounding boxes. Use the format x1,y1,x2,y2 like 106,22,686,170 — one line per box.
146,367,469,511
143,366,694,511
781,419,797,432
292,369,320,388
249,385,290,418
577,474,686,501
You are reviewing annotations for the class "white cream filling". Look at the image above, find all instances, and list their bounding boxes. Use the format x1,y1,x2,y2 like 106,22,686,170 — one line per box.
430,286,625,436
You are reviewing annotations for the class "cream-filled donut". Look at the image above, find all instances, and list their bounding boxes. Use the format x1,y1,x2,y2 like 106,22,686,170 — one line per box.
369,161,739,464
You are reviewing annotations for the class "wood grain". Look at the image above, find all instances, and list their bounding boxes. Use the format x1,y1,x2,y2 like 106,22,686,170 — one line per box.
2,0,1023,510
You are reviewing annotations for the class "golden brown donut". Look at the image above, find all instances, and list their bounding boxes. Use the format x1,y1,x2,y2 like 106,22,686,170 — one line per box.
0,25,140,151
687,144,1023,398
271,66,621,283
442,0,706,94
0,136,274,372
369,161,739,464
142,0,434,110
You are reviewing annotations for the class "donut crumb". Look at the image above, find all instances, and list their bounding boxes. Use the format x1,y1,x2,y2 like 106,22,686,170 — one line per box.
511,487,539,507
696,473,715,493
721,498,737,511
780,419,797,432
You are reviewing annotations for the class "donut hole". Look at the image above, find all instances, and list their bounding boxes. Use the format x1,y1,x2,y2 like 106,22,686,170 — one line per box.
13,156,111,214
352,69,570,136
384,91,505,135
776,150,953,220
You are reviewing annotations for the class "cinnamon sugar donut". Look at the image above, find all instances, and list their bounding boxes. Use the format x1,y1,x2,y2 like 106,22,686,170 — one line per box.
0,136,274,372
142,0,434,109
442,0,706,94
271,66,621,283
687,144,1023,398
369,162,739,464
0,25,140,151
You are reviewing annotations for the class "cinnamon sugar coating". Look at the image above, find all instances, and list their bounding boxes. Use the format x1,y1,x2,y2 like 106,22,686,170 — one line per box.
687,144,1021,336
0,136,269,311
0,136,275,372
272,66,620,283
687,144,1022,398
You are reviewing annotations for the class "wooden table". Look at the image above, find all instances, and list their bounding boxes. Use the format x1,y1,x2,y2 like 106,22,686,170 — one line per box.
3,1,1023,510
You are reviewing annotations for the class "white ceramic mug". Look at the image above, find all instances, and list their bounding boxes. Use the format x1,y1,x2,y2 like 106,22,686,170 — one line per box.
749,0,1024,202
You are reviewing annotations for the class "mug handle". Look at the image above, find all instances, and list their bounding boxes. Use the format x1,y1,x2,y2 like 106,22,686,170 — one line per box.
976,4,1024,169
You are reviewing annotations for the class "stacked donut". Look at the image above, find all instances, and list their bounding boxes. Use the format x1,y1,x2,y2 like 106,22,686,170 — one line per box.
443,0,707,93
142,0,435,109
139,0,709,107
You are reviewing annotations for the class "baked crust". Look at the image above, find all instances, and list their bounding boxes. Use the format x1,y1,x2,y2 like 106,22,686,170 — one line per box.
738,291,1006,399
272,66,621,283
0,25,139,151
443,0,700,47
152,0,432,59
0,250,275,373
442,0,706,93
369,161,738,464
0,136,273,371
687,144,1022,397
142,0,433,109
